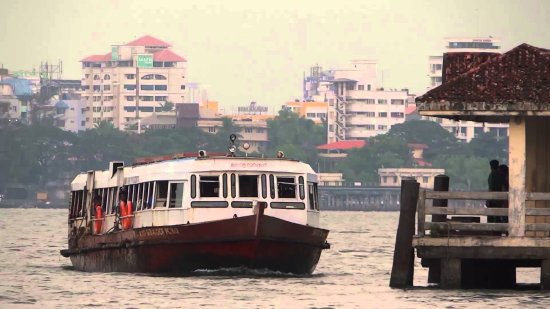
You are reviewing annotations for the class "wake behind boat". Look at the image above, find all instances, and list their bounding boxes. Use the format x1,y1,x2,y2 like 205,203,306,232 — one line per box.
60,136,330,275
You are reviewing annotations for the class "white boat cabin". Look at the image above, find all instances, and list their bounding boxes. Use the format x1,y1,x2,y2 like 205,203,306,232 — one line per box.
68,157,321,234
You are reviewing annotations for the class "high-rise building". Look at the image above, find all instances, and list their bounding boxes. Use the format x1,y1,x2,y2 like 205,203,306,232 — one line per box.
80,35,187,130
308,60,412,143
425,37,508,142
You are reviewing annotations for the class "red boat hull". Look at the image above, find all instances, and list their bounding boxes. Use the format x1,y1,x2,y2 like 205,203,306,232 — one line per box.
62,215,329,275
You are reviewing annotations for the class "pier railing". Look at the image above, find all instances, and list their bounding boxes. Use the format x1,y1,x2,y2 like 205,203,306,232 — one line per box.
417,190,550,236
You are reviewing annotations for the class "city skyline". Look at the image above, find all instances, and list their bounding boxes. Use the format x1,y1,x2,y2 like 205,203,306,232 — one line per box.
2,0,550,108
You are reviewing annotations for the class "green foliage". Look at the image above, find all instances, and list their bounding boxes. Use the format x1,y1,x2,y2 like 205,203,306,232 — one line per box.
266,109,326,166
337,134,410,185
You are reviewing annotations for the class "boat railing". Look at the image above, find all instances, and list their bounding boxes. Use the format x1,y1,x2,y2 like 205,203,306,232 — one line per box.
417,189,550,237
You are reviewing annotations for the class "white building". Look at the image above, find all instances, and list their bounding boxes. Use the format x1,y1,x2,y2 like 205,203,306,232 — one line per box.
425,37,508,142
325,60,412,142
0,82,21,125
53,100,88,133
80,35,187,130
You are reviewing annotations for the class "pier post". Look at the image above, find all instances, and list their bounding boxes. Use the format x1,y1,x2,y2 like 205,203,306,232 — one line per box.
542,259,550,290
441,258,461,289
390,179,420,288
427,175,449,284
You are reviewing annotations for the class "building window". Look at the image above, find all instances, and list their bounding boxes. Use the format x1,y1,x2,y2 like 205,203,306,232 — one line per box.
306,113,316,118
256,128,264,133
365,112,375,117
366,124,375,130
208,127,216,133
124,84,136,91
154,85,167,91
93,85,100,92
316,113,326,118
155,96,167,101
104,74,110,80
125,74,135,79
126,96,135,101
93,75,100,80
141,74,155,80
367,84,371,91
391,99,404,105
378,125,388,130
365,99,375,104
390,112,404,118
423,176,429,183
358,85,364,90
139,96,154,101
181,85,186,90
329,124,334,132
378,99,387,104
140,85,154,91
378,112,387,117
244,128,253,133
103,85,111,91
81,121,86,126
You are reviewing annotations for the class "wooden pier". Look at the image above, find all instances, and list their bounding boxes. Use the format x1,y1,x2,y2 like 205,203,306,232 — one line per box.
391,43,550,290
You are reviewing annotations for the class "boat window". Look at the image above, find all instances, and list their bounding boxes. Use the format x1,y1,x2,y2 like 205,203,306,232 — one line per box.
101,188,108,213
112,187,118,214
261,174,267,199
222,173,228,198
155,181,168,207
191,201,228,208
299,176,305,200
75,191,82,217
239,175,258,197
135,183,142,210
191,175,196,198
308,182,319,211
145,181,155,209
231,201,253,208
78,190,85,217
231,173,236,198
277,177,296,199
142,182,150,210
200,175,219,198
168,182,184,208
271,202,305,210
269,174,275,199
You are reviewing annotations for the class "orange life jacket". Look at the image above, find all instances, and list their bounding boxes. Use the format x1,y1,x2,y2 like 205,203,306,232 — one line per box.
124,201,134,230
94,204,103,234
119,200,127,229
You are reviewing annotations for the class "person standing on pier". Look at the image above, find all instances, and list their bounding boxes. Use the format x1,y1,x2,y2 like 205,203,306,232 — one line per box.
487,159,503,223
498,164,509,223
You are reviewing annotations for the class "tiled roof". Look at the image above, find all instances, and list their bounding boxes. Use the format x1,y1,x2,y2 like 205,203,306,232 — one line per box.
405,105,417,115
316,140,366,150
125,35,172,47
81,53,111,62
153,49,186,62
416,44,550,104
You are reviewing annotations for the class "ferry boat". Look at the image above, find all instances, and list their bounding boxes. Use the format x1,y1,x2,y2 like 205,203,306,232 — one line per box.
60,137,330,275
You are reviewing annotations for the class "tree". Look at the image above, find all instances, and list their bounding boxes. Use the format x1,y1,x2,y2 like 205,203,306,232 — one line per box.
337,134,410,185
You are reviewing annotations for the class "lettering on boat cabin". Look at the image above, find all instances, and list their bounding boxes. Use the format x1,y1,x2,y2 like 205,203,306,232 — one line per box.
230,162,268,169
124,176,139,185
136,227,180,239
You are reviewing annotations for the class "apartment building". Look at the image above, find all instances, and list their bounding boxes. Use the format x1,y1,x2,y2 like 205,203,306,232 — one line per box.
378,168,445,189
80,35,187,130
425,37,508,141
283,101,327,124
52,100,88,133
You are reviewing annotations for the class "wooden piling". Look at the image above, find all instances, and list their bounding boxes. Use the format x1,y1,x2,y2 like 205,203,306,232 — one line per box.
390,179,420,288
426,175,449,284
441,258,461,289
542,259,550,290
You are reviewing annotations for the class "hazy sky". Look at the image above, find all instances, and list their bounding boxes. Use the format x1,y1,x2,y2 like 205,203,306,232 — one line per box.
1,0,549,111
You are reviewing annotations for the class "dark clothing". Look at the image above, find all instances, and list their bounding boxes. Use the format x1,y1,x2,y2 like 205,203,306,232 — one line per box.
487,169,503,223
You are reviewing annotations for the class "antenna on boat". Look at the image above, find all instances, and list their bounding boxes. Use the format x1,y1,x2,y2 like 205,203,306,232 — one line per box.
228,134,237,157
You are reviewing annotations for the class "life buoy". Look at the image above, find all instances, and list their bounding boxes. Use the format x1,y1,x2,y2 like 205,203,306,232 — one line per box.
124,201,134,230
94,204,103,234
119,200,127,229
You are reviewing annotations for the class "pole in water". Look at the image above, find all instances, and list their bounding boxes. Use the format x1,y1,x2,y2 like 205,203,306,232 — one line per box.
390,179,420,288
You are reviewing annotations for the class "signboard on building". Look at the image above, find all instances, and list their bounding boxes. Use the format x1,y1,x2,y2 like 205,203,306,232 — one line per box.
111,46,120,61
137,54,153,68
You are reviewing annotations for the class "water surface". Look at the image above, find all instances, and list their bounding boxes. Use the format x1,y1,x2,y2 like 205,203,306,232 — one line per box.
0,209,545,308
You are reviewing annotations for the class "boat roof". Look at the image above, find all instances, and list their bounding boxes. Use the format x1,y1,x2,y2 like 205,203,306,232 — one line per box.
70,156,316,190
